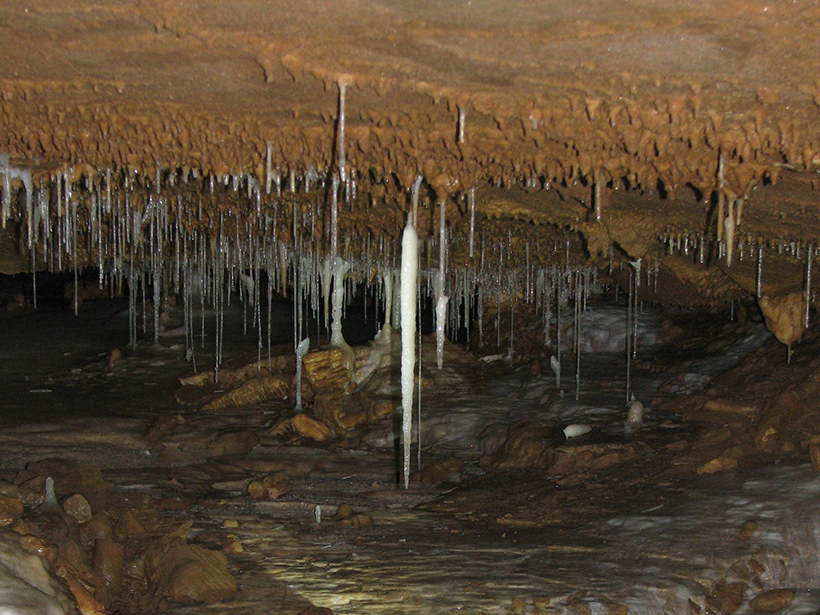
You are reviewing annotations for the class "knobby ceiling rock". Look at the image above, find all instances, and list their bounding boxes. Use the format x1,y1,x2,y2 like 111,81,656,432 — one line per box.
1,0,820,305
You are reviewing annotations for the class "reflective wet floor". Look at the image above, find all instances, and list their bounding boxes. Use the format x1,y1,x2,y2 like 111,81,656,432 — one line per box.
1,296,818,614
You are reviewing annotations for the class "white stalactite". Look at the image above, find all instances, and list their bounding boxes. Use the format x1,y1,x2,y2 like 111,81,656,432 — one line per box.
724,200,736,267
436,201,449,369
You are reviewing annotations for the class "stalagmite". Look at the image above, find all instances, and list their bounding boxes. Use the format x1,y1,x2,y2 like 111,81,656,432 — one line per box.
400,217,419,490
625,398,644,434
563,424,591,439
757,245,764,298
330,259,350,348
294,337,310,411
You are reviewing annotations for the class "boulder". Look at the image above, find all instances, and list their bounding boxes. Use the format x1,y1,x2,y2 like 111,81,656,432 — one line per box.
419,456,463,485
479,421,547,472
291,414,334,442
154,544,238,603
247,471,291,500
547,443,637,476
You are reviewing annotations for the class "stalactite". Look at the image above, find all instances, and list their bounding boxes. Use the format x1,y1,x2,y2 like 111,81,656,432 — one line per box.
400,216,418,490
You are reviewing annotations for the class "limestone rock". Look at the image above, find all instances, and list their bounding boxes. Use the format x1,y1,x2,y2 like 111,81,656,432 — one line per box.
420,456,463,485
303,348,351,393
810,442,820,473
739,520,758,539
759,293,805,352
265,416,293,438
115,509,145,540
547,443,637,476
222,534,243,554
154,544,238,603
159,443,185,464
62,493,93,523
93,539,125,595
0,493,23,526
313,391,345,426
79,513,113,551
341,514,373,529
336,503,354,520
17,476,46,506
207,430,259,457
291,414,334,441
178,371,213,387
220,351,294,389
145,414,185,444
750,588,795,612
368,398,395,421
63,568,106,615
479,421,547,472
178,347,294,389
702,398,758,418
697,446,743,474
201,376,289,410
712,581,746,613
107,348,122,370
175,384,215,406
247,471,291,500
0,480,20,499
24,458,110,504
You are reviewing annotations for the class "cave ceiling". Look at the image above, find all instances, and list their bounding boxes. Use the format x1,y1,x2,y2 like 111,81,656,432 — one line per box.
2,0,820,303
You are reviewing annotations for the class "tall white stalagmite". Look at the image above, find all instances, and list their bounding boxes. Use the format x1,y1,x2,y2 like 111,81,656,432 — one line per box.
400,217,419,490
328,175,351,350
294,337,310,410
330,259,350,348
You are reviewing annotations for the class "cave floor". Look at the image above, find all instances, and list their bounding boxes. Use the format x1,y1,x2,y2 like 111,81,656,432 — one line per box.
1,298,819,614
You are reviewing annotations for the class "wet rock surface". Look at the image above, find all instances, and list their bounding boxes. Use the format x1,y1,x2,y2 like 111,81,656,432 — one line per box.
1,297,820,614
